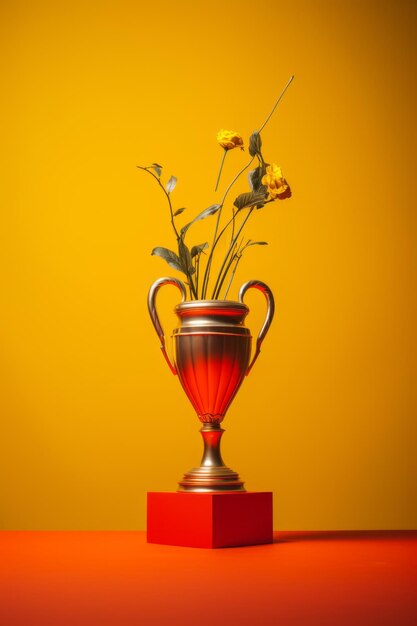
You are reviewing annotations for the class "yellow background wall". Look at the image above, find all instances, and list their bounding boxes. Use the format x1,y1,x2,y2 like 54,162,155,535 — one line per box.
1,0,416,530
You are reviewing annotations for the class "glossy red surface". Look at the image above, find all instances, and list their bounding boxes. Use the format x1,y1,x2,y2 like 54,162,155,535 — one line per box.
174,333,251,422
1,531,416,625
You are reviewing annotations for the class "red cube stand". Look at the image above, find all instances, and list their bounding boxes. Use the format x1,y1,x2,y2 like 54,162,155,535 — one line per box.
147,491,273,549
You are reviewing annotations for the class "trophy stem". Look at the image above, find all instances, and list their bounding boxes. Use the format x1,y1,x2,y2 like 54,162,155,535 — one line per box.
178,423,245,493
200,423,226,468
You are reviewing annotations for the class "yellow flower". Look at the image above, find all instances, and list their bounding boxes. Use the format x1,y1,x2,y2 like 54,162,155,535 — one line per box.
261,164,291,200
216,129,244,150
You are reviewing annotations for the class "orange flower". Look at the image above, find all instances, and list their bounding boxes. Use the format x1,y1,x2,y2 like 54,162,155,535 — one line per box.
216,129,244,150
261,164,291,200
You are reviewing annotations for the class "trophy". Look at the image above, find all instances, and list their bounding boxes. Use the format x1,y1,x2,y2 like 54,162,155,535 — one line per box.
146,277,275,548
141,79,294,547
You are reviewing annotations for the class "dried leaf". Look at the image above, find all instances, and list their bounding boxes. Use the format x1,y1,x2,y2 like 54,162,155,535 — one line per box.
248,166,267,192
191,242,209,258
174,207,186,216
151,246,185,274
151,163,162,177
180,204,221,237
249,131,262,157
178,239,193,273
233,190,266,211
166,176,177,193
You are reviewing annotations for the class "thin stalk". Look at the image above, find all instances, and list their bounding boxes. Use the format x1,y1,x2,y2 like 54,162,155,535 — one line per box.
220,250,238,292
212,208,254,299
139,166,199,299
200,209,242,298
201,156,255,298
187,247,198,299
187,274,198,300
223,236,244,299
137,166,180,240
184,263,198,300
223,255,242,300
214,149,227,192
229,208,237,247
202,77,294,299
220,156,255,208
214,246,240,300
258,75,294,134
194,254,200,298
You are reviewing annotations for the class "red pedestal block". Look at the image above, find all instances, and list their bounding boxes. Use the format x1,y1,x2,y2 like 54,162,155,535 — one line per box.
147,491,273,548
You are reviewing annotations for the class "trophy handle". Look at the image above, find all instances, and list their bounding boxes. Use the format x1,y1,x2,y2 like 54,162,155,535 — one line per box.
238,280,275,376
148,277,187,375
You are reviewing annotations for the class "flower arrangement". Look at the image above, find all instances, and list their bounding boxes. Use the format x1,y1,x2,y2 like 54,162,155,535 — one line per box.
138,76,294,301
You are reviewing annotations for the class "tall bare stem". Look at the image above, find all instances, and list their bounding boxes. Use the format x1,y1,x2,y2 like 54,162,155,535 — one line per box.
201,76,294,299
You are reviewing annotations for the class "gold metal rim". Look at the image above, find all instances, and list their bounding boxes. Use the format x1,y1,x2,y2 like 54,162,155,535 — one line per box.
172,330,251,337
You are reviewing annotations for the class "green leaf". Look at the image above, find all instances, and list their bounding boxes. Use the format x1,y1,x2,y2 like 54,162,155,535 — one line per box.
174,207,186,216
151,163,162,177
233,190,266,211
191,242,209,258
180,204,221,237
151,246,185,274
166,176,177,193
246,241,268,247
249,131,262,157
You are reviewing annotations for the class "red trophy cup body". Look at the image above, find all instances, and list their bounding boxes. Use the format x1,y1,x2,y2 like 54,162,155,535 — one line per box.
147,277,275,547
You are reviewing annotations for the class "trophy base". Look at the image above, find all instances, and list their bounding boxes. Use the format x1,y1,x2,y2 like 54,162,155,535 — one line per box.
147,491,273,548
178,465,245,492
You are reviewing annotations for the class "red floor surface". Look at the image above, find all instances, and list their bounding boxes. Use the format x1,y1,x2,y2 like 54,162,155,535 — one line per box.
0,531,416,625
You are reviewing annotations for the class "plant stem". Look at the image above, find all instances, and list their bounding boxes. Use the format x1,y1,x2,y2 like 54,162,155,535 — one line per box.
230,207,237,246
186,257,198,300
223,254,242,300
201,209,241,299
137,166,181,241
215,149,227,192
208,76,294,298
212,208,254,299
195,255,200,296
201,156,255,298
143,76,295,301
220,156,255,208
139,166,199,300
218,247,239,298
189,277,198,300
258,75,294,134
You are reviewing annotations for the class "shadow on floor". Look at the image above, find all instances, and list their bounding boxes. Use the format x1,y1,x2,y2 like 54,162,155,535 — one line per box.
273,530,417,544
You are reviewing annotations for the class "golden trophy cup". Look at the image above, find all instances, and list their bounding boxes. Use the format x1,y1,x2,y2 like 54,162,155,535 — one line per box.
148,277,275,493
